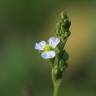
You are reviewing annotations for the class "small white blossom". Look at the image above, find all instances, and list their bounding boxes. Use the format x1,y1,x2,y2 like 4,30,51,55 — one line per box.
35,37,60,59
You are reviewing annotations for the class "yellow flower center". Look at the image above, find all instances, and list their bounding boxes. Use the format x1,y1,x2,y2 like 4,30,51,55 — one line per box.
44,45,52,51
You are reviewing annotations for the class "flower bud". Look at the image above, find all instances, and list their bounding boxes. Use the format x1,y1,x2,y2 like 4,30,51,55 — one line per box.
56,12,71,40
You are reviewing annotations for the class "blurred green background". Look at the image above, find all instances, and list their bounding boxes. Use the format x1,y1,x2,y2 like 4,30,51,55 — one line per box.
0,0,96,96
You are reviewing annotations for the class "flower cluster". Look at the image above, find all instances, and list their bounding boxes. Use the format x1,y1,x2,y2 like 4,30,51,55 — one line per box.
34,12,71,96
56,12,71,41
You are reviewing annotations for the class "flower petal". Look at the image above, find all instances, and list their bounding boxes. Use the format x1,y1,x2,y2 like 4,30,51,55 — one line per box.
35,41,46,51
41,51,56,59
48,37,60,48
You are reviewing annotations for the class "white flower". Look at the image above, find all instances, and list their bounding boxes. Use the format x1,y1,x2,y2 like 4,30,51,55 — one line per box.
35,37,60,59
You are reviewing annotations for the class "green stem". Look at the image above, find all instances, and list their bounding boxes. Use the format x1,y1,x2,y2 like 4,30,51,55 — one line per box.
53,82,60,96
52,69,62,96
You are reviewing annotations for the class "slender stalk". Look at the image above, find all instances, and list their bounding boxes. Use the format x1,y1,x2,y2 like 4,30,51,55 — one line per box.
53,82,60,96
52,69,62,96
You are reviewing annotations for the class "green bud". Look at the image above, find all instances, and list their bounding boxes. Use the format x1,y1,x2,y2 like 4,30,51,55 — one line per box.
56,12,71,40
62,50,69,61
53,65,58,75
59,59,65,72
